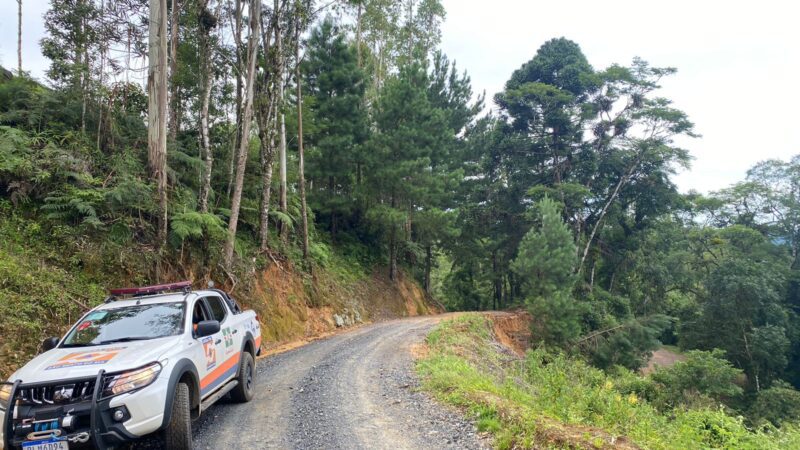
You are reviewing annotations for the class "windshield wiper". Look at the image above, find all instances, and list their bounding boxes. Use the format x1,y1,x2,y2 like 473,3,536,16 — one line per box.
97,336,154,345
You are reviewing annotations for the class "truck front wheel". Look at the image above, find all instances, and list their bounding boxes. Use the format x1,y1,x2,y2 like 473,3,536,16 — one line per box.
230,352,255,402
163,382,192,450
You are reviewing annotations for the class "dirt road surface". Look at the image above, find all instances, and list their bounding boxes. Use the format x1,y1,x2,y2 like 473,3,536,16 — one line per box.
184,315,488,449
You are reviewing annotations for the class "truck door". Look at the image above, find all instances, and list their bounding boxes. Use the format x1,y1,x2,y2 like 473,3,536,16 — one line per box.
201,295,241,393
189,298,217,399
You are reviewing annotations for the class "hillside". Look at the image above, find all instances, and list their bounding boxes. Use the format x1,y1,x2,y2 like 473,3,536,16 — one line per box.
417,315,800,449
0,208,439,378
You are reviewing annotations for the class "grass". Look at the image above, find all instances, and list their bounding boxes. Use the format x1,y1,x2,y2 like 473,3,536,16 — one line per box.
416,314,800,450
0,211,108,377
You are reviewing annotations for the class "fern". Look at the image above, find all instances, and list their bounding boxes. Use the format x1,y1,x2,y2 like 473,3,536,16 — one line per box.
170,211,226,245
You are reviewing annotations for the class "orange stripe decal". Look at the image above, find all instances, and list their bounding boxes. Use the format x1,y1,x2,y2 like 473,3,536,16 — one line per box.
200,352,240,390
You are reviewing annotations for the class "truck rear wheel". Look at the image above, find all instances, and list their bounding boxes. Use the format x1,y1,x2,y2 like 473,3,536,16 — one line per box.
163,382,192,450
230,351,255,403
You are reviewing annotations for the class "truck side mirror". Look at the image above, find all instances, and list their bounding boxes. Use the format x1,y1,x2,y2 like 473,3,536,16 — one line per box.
195,320,220,338
42,337,60,352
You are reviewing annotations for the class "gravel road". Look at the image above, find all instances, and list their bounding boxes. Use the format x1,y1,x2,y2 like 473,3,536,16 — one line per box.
185,315,489,450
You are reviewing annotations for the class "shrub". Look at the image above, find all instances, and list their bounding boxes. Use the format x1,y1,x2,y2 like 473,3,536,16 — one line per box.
650,349,743,410
749,381,800,427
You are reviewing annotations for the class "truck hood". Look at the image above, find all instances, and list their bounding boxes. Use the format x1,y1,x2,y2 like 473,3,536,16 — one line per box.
8,337,178,384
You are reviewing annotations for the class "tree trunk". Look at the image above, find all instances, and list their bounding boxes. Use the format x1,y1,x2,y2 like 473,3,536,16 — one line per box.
355,1,362,67
168,0,181,142
223,0,261,267
227,0,244,200
424,245,432,293
257,113,276,251
148,0,170,251
197,0,213,213
296,8,309,261
279,111,288,215
277,8,288,241
255,13,277,252
578,156,641,274
17,0,22,75
389,228,397,281
389,193,397,281
492,250,501,310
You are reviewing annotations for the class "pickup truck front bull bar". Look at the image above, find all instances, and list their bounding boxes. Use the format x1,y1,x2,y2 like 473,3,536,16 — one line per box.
1,371,109,450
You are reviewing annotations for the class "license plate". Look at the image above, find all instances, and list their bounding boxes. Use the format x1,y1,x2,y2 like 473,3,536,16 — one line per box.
22,438,69,450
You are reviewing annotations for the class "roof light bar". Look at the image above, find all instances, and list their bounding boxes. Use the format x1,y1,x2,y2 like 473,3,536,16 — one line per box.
109,281,192,297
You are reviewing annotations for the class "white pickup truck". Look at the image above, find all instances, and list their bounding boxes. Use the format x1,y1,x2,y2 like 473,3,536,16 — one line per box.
0,281,262,450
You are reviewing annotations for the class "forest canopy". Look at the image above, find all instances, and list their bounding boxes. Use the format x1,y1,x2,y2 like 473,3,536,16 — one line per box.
2,0,800,434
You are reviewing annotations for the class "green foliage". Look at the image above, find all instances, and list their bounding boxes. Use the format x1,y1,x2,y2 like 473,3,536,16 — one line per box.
511,197,582,345
417,315,800,449
750,381,800,427
511,197,577,299
170,212,226,244
589,315,672,370
650,349,743,410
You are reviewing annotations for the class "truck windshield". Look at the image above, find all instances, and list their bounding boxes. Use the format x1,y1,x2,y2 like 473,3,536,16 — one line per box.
61,302,185,347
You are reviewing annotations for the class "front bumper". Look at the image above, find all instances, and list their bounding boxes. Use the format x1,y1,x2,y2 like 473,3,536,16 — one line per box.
1,370,160,450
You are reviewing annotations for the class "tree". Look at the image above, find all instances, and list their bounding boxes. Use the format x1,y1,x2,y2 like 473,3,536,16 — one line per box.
197,0,217,213
168,0,181,141
367,62,448,280
147,0,169,249
223,0,260,266
511,197,582,344
17,0,22,75
303,18,369,240
679,226,791,391
295,0,310,260
41,0,99,131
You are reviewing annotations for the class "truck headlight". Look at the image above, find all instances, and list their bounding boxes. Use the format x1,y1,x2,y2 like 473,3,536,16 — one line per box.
0,383,12,411
102,362,162,397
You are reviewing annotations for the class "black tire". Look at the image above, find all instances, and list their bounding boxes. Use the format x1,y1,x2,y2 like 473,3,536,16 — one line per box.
230,351,255,403
163,382,192,450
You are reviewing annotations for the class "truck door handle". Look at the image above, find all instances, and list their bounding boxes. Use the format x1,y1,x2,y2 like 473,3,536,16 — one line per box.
215,339,221,345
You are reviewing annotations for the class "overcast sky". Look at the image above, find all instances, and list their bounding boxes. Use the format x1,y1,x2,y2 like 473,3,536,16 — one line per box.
2,0,798,193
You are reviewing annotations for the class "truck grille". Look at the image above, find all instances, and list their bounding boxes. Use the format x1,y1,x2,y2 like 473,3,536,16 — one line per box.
16,379,97,405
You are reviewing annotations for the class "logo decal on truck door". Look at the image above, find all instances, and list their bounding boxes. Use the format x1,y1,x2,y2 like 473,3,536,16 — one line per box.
202,337,217,370
222,327,234,355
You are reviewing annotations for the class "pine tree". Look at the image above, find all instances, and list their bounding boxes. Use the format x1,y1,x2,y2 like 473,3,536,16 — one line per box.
512,197,581,344
303,18,369,240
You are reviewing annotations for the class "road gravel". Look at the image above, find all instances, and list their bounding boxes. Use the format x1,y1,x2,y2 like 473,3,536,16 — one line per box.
181,315,489,449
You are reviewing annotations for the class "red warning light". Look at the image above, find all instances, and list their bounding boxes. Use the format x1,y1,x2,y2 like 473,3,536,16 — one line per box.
109,281,192,296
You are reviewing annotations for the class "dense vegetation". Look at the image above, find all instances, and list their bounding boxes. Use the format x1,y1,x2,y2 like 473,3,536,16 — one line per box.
418,315,800,449
2,0,800,443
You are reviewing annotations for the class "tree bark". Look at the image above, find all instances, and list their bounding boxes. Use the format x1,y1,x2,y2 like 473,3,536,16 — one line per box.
148,0,170,250
492,250,501,310
296,6,309,261
355,1,362,67
17,0,22,75
168,0,181,142
197,0,214,213
226,0,244,200
389,228,397,281
257,117,276,250
223,0,260,267
278,16,288,239
578,155,641,274
424,245,432,293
